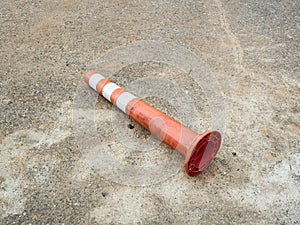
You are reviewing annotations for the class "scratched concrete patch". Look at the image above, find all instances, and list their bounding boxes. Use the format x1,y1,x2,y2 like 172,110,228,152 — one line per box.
0,102,71,219
0,130,65,218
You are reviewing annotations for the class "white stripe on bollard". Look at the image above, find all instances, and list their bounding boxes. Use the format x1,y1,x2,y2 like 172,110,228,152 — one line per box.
102,82,120,102
89,74,105,91
116,92,138,113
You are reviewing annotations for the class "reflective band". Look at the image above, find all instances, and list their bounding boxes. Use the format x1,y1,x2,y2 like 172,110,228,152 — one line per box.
89,74,105,91
116,92,138,114
102,82,120,102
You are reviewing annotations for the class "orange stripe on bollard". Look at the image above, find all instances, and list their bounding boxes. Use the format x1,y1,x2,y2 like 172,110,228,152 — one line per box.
84,71,222,177
96,79,111,95
110,88,126,105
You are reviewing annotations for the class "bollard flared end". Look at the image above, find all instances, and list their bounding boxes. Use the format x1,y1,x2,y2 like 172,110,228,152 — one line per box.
184,130,222,177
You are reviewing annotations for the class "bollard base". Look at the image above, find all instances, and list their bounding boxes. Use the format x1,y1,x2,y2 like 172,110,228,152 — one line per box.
184,130,222,177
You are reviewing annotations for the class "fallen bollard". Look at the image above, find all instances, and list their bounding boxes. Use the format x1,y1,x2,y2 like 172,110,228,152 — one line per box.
85,71,222,176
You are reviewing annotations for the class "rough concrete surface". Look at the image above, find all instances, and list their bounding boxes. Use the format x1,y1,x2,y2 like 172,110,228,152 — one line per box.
1,0,299,224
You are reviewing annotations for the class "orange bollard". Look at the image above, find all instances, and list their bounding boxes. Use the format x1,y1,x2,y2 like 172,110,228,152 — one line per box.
85,71,222,176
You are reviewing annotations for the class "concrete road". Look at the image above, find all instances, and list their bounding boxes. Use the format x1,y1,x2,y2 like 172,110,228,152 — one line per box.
1,0,299,224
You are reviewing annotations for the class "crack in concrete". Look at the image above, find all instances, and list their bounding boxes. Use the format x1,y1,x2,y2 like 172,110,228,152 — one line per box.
214,0,245,72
